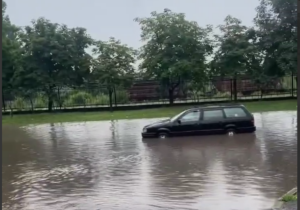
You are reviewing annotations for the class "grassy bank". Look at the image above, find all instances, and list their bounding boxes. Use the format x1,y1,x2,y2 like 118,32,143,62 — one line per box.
2,99,297,125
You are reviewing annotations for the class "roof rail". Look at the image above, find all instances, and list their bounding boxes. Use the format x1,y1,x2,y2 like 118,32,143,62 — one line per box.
191,103,243,108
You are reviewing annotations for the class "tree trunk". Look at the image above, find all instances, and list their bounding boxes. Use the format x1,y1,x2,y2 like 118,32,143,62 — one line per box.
2,91,5,111
108,89,113,112
230,79,233,100
47,85,54,112
48,97,53,112
29,98,34,112
9,103,13,118
295,76,297,98
168,88,174,105
113,86,117,107
233,76,237,102
57,87,62,110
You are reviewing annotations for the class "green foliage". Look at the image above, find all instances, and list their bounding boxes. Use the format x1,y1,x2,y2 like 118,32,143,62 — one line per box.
282,194,297,202
35,95,47,108
17,17,93,111
20,18,93,87
13,97,26,110
94,94,110,105
212,16,256,77
92,37,136,109
65,90,129,106
215,91,231,98
281,77,292,90
67,91,93,107
6,90,130,110
135,9,213,104
114,90,129,104
254,0,297,76
2,1,22,94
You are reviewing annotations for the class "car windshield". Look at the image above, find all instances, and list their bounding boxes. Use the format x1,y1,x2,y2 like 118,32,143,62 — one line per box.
170,110,186,122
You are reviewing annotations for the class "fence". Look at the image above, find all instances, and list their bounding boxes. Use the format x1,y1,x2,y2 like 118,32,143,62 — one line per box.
2,75,297,113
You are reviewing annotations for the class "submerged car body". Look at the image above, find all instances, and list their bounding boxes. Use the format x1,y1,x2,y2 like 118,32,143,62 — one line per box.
142,104,256,138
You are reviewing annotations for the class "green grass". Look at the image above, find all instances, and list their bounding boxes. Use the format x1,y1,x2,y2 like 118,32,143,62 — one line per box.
282,194,297,202
2,99,297,125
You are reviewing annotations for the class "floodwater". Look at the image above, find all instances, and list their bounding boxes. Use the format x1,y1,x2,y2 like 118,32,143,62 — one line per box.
2,111,297,210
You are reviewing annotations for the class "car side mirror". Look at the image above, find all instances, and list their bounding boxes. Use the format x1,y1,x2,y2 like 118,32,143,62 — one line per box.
177,119,181,124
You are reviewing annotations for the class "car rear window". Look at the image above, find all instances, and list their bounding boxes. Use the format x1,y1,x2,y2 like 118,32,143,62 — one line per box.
223,107,247,118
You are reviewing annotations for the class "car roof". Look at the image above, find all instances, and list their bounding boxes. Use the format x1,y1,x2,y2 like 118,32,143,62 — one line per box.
187,103,244,111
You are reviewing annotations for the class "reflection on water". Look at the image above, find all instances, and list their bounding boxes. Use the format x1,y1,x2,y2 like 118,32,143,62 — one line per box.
2,111,297,210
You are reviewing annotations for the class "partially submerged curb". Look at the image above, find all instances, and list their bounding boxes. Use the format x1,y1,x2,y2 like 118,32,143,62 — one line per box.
273,187,297,210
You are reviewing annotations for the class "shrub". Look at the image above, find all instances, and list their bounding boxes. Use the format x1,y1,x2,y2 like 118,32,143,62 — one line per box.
67,91,93,107
34,94,47,108
54,88,70,109
115,90,129,104
91,91,129,105
13,97,26,110
214,91,231,98
282,194,297,202
282,77,292,90
93,94,109,105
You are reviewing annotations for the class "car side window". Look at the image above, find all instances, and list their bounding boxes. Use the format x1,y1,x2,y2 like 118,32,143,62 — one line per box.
223,107,247,118
180,110,200,122
203,110,224,121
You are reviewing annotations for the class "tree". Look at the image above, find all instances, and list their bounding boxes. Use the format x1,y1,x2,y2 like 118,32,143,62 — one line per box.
135,9,213,104
2,1,22,111
20,18,93,111
187,66,211,101
254,0,297,77
212,16,255,101
92,37,136,111
10,65,41,111
243,28,281,98
248,0,297,96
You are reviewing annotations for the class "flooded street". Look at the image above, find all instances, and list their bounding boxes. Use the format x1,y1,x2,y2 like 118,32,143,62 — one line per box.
2,111,297,210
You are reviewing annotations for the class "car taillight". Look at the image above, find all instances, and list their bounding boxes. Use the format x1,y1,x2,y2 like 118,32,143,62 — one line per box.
251,119,255,125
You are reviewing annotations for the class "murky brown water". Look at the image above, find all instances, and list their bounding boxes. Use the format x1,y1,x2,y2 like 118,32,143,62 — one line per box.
2,111,297,210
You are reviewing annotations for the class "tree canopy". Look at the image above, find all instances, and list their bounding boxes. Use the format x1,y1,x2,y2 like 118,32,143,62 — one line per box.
92,37,136,110
135,9,213,104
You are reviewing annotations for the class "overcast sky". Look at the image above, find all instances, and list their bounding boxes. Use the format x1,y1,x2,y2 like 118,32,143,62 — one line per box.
6,0,259,50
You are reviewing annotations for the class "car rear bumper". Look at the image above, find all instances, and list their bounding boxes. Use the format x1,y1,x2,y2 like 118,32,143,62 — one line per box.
141,132,156,138
238,126,256,133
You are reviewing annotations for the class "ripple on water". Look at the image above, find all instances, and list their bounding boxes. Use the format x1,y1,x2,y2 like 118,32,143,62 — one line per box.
2,111,297,210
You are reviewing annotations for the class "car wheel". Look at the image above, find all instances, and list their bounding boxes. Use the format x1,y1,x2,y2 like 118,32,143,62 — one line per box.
226,128,236,136
157,132,169,139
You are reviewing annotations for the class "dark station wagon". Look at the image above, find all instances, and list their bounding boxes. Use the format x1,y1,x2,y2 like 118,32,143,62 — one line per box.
142,104,256,139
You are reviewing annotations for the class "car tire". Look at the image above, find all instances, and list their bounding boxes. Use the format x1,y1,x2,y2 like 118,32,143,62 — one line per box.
226,128,236,136
157,132,169,139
